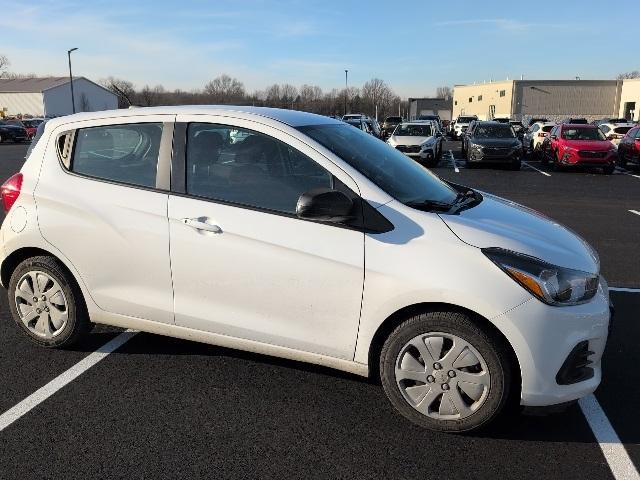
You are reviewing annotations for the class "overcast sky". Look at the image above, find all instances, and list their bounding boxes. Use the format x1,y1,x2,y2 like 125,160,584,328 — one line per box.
2,0,638,97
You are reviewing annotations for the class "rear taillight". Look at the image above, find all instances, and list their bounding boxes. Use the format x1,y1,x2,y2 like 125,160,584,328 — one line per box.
537,133,547,137
1,173,23,212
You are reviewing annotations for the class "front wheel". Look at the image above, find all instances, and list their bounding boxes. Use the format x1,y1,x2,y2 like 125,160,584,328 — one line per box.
602,164,615,175
380,311,512,433
510,158,522,171
8,256,91,348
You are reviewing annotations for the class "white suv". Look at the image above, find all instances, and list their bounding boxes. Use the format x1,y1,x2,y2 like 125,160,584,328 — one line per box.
0,106,610,433
523,121,556,157
598,122,636,147
453,115,478,139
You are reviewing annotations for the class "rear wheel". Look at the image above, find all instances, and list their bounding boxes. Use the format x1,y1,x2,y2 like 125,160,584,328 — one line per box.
380,311,512,433
8,256,91,348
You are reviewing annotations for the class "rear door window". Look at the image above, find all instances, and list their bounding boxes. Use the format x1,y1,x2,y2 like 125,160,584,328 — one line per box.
71,123,163,188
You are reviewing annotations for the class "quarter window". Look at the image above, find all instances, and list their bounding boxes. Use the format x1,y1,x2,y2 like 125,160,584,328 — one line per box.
71,123,162,188
185,123,332,214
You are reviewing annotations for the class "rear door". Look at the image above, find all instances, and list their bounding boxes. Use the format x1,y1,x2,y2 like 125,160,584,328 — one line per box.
167,115,365,359
36,115,175,324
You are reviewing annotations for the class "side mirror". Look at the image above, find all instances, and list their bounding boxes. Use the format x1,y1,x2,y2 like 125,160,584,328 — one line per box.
296,188,354,222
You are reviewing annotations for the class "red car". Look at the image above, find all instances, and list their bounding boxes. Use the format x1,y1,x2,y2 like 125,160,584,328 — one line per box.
617,125,640,168
541,123,617,174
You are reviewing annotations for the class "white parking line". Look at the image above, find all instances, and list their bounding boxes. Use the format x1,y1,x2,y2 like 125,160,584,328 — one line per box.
579,394,640,480
615,167,640,179
629,210,640,217
449,150,459,173
522,161,552,177
0,330,137,432
609,286,640,293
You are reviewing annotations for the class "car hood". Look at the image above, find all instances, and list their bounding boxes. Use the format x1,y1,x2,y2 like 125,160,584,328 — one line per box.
439,193,599,274
391,135,433,145
564,140,612,151
471,138,520,147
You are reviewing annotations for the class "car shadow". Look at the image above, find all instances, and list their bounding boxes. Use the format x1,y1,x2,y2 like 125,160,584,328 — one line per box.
68,327,612,445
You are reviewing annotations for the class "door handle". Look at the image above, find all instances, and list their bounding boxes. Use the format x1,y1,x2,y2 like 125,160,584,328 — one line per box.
182,217,223,234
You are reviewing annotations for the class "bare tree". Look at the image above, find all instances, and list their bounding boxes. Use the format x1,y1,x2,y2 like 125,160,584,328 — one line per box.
617,71,640,80
436,86,453,100
0,54,9,78
100,77,135,107
204,74,246,103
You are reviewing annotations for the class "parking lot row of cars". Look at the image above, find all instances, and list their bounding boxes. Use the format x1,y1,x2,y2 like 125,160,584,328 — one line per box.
0,117,44,143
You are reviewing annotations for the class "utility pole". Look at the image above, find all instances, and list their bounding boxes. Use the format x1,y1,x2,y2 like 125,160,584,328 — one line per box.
67,48,78,113
344,69,348,117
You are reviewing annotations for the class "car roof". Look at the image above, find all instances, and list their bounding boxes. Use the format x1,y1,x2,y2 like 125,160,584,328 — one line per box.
561,123,596,128
44,105,342,130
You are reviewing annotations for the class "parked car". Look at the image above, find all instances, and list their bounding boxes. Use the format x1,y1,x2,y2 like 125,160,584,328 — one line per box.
364,118,382,138
463,121,522,170
0,121,29,143
527,118,549,127
509,121,526,142
345,118,373,135
523,121,556,158
380,116,403,140
541,124,617,173
460,119,481,156
0,106,611,433
452,115,478,139
387,122,443,165
343,113,367,121
592,118,629,127
417,114,442,130
598,122,636,147
5,119,37,139
616,125,640,168
560,117,588,125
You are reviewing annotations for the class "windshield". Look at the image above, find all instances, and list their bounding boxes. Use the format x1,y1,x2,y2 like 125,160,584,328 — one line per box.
542,125,554,133
457,116,476,123
562,127,606,141
614,127,632,134
393,124,432,137
474,125,515,139
297,124,457,205
346,120,363,129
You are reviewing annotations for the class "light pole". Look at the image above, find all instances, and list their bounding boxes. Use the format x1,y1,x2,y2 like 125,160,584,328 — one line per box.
67,48,78,113
344,69,348,117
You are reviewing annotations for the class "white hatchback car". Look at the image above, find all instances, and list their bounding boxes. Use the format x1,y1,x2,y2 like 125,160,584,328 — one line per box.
523,121,556,156
0,106,611,433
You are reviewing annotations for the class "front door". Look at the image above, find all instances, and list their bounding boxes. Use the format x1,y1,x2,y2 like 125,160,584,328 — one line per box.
168,116,365,359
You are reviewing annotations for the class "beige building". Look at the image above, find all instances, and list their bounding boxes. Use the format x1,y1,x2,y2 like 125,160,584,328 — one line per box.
618,78,640,121
453,79,622,124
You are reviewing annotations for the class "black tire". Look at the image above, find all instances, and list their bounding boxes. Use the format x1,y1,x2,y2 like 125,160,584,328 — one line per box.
602,164,615,175
8,256,91,348
617,152,628,169
510,158,522,171
380,311,512,433
551,152,561,171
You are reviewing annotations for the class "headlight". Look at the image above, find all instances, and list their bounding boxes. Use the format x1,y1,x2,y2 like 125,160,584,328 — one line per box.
483,248,599,306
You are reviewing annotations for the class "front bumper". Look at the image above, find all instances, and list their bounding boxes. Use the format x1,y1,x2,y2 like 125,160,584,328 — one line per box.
493,277,610,407
468,148,521,163
560,150,617,166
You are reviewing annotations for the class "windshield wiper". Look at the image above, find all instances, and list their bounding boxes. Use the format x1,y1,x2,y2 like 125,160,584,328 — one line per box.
405,199,454,212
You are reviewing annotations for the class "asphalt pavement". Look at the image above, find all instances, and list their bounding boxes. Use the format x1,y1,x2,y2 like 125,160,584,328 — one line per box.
0,140,638,479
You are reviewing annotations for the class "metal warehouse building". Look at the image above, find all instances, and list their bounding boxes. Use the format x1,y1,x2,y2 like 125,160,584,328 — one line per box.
452,79,623,124
0,77,117,118
408,98,453,121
